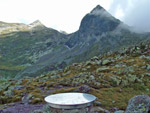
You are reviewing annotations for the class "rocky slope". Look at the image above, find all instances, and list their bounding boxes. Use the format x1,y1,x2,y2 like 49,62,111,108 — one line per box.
1,41,150,112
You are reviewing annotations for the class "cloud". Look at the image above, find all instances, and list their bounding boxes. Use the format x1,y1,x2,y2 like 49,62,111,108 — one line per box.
109,0,150,32
3,0,149,33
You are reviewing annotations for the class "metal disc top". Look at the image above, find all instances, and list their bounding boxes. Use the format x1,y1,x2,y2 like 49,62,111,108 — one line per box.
45,92,96,109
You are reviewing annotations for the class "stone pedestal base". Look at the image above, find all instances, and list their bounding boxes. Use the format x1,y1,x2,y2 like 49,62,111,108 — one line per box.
50,105,93,113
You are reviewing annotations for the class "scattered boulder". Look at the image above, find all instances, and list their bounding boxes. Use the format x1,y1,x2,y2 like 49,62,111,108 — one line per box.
121,80,128,87
94,101,101,106
93,107,110,113
89,75,95,80
110,75,121,86
42,104,51,113
30,109,43,113
121,66,135,74
74,85,91,93
4,90,14,96
101,59,111,65
125,95,150,113
22,94,33,105
114,110,124,113
85,61,97,66
127,74,137,83
146,64,150,70
145,73,150,76
96,67,109,73
91,56,99,61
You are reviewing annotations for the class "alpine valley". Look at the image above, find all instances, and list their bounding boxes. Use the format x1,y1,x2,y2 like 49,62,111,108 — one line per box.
0,5,149,79
0,5,150,113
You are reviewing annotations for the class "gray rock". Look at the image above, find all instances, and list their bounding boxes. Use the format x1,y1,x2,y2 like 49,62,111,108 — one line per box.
22,94,33,105
30,104,51,113
124,67,135,73
145,88,149,92
121,80,128,87
110,75,121,86
91,56,99,61
82,68,87,71
115,64,121,68
15,85,24,90
90,75,95,80
117,66,134,75
4,90,14,96
145,73,150,76
30,109,43,113
85,61,96,66
94,101,101,106
96,67,109,73
42,104,51,113
146,64,150,70
94,82,101,87
86,66,91,69
127,74,137,83
101,59,111,65
114,110,124,113
74,85,91,93
125,95,150,113
93,107,110,113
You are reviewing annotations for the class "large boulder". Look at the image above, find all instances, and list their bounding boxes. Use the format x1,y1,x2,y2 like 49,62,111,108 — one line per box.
125,95,150,113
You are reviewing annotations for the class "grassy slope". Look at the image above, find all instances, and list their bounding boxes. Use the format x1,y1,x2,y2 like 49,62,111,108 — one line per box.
0,26,66,78
0,41,150,112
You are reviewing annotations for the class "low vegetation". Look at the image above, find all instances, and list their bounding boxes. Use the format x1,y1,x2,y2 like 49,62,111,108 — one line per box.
1,42,150,112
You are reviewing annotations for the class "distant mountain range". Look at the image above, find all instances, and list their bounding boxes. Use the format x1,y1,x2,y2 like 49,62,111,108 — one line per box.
0,5,150,79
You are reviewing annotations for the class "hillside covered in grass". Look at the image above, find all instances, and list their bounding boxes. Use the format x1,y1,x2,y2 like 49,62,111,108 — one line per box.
1,41,150,112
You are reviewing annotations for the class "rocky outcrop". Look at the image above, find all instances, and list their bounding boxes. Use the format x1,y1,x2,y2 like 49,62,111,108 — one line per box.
29,20,44,28
125,95,150,113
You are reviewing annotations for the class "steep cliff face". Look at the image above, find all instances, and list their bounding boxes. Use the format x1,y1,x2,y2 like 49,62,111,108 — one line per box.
65,5,121,48
79,5,120,35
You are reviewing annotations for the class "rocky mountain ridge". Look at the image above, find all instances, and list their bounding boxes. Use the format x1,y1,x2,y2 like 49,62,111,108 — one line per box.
0,20,46,35
0,5,150,79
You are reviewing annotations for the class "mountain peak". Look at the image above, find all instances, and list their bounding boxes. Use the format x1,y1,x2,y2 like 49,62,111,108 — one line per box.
78,5,120,34
90,5,104,14
92,5,103,11
90,5,111,17
29,20,44,27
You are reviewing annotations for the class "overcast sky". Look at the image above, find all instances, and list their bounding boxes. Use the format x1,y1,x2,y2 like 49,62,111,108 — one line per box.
0,0,149,33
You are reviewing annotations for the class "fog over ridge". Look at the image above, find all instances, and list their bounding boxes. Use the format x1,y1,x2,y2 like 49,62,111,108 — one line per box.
109,0,150,33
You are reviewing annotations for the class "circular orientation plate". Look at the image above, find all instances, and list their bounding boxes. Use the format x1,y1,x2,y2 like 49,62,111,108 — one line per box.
45,92,96,109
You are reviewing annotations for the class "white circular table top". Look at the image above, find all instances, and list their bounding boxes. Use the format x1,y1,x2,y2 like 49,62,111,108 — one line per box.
45,92,96,109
